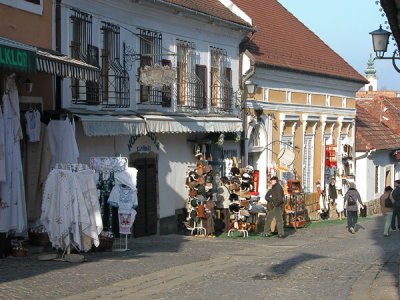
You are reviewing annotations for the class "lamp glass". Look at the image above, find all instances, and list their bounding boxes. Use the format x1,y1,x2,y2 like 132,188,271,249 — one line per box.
370,25,391,57
245,81,257,95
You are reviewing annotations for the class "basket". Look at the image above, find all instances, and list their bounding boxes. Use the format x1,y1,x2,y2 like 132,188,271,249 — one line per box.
289,219,307,228
12,248,28,257
94,236,114,252
28,231,50,246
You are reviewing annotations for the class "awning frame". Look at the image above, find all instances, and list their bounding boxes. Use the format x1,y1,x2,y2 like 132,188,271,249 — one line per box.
36,49,100,82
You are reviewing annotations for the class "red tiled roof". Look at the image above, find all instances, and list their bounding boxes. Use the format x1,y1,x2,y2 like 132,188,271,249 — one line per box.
233,0,367,83
158,0,253,28
356,99,400,152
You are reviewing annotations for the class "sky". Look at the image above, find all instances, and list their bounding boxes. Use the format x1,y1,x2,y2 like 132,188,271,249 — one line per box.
277,0,400,91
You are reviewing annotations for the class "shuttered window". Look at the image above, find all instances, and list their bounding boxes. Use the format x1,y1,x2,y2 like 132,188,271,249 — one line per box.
303,135,314,192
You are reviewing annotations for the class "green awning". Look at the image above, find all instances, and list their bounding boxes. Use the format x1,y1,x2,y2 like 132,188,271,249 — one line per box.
0,37,37,73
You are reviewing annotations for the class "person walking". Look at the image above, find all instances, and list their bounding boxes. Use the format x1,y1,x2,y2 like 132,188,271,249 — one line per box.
380,186,394,237
263,176,286,238
390,180,400,231
344,182,363,234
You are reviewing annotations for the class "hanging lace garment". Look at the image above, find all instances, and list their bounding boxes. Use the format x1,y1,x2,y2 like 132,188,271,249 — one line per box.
47,118,79,168
41,166,102,252
107,167,138,233
0,75,27,233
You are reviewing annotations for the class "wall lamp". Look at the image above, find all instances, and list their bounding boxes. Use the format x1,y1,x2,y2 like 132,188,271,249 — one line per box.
370,25,400,73
245,80,257,96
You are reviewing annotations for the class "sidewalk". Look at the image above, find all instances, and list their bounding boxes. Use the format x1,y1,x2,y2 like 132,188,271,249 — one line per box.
0,215,399,299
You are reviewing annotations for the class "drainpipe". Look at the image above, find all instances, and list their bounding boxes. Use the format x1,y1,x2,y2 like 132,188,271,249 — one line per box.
239,50,256,167
55,0,62,112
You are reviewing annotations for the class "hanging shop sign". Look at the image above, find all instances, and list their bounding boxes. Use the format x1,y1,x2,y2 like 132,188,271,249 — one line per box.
0,44,36,73
139,65,176,87
128,132,161,152
278,148,295,166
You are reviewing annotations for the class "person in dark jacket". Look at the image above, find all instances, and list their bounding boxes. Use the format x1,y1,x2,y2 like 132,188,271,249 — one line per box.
262,176,286,238
328,177,337,205
380,186,394,237
344,182,363,234
390,180,400,231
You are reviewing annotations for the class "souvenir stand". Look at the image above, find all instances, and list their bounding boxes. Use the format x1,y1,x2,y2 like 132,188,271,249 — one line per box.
40,163,103,259
184,163,211,237
284,180,307,229
90,157,137,252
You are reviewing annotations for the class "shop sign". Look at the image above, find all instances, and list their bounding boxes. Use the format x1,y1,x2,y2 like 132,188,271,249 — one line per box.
128,132,160,152
0,44,36,73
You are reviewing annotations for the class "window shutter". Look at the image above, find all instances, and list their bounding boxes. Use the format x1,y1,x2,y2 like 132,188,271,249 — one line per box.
303,136,314,192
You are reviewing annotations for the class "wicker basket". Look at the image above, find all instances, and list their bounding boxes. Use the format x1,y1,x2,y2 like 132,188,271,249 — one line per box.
12,248,28,257
28,231,50,246
93,236,114,252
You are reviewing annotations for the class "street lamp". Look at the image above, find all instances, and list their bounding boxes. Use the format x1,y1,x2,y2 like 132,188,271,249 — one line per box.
370,25,400,72
245,80,257,96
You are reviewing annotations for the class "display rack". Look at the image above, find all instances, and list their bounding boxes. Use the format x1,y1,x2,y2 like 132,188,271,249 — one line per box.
285,193,307,229
90,156,131,252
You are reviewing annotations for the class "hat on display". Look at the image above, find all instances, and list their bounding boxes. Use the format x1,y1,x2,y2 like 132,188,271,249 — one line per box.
220,176,229,184
242,173,251,181
245,165,254,173
197,176,206,185
205,175,213,183
188,171,199,181
230,167,240,177
203,164,213,174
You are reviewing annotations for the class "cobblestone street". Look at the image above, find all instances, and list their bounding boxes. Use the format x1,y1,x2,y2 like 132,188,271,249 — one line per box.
1,215,399,300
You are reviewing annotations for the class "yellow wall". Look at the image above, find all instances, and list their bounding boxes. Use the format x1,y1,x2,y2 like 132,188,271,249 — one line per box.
293,122,303,184
314,123,322,184
346,98,356,109
253,87,263,101
312,94,326,106
291,92,307,105
330,96,342,108
269,90,286,103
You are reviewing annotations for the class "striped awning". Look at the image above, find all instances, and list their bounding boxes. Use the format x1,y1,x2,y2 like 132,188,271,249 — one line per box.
77,114,147,137
36,50,100,82
143,115,243,133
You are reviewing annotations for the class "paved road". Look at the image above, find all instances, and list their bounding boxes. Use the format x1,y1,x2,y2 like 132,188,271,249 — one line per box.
0,215,399,300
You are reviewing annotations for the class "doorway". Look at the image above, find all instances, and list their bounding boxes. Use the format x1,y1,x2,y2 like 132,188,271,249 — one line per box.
130,156,158,237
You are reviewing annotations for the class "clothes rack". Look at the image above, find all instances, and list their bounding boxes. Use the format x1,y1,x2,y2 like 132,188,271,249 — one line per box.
90,156,132,252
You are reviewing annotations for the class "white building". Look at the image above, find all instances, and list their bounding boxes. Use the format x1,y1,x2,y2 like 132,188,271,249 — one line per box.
57,0,254,235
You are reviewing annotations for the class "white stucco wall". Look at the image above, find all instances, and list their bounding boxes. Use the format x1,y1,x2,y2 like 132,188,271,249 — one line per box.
75,123,200,219
355,150,395,202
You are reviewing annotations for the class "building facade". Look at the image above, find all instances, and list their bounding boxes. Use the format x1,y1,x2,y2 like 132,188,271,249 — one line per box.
233,0,367,213
57,0,254,235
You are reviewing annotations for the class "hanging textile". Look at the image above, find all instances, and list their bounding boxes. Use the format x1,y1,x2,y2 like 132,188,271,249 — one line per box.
0,75,27,233
47,118,79,168
24,109,41,142
40,165,103,252
107,167,138,234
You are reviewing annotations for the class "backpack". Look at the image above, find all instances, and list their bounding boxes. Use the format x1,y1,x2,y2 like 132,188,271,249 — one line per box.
385,197,394,208
347,195,356,206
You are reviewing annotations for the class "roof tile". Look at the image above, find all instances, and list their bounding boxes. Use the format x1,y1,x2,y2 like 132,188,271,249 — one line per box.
233,0,367,83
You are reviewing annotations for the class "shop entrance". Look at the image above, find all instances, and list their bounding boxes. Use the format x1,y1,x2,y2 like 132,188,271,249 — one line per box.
130,156,158,237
